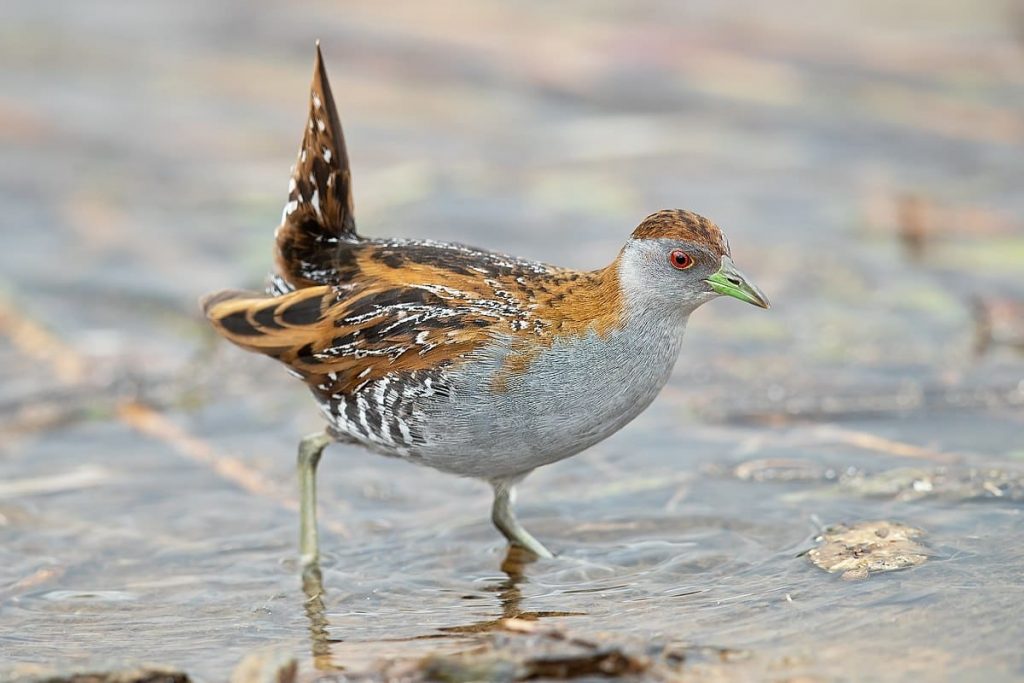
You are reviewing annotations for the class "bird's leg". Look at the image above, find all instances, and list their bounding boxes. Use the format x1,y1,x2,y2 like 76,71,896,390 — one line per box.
298,431,333,568
491,478,554,559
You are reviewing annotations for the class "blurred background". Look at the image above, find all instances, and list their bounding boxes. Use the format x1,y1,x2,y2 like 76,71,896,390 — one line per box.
1,1,1023,681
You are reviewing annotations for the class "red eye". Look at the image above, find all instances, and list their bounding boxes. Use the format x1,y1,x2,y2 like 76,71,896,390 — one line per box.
668,249,694,270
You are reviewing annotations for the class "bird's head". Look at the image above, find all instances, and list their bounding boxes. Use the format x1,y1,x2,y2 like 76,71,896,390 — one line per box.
618,209,770,314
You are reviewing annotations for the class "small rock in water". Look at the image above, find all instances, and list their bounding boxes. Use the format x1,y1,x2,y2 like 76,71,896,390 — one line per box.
808,520,928,580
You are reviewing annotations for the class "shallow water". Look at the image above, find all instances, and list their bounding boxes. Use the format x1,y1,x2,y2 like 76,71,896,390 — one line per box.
2,0,1023,680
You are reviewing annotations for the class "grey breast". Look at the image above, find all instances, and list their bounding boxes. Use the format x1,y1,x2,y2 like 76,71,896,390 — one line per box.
416,308,690,480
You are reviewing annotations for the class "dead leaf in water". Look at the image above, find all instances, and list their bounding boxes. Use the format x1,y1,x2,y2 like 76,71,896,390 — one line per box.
808,521,928,580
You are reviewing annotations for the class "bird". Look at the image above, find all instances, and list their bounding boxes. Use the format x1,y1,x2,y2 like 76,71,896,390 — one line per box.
202,45,770,566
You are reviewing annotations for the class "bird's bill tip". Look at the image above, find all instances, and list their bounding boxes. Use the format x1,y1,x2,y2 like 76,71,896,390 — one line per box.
705,256,771,309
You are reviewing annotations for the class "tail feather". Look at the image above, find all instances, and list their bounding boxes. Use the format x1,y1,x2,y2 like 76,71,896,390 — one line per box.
274,43,358,292
200,287,332,361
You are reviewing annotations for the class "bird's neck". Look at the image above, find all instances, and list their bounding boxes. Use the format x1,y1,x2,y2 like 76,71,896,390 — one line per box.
542,257,693,342
540,264,625,338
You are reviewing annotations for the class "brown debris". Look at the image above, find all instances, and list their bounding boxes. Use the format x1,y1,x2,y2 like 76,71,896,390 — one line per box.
972,295,1024,356
521,649,647,680
11,667,190,683
808,521,928,580
370,617,710,682
897,194,930,261
415,627,651,682
229,650,297,683
820,426,961,464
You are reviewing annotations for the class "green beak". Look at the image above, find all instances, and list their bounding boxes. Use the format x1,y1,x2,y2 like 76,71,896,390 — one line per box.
705,256,771,309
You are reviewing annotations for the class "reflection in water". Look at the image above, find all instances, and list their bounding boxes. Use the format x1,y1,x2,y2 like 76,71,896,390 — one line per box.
300,547,582,669
301,564,343,672
442,546,582,634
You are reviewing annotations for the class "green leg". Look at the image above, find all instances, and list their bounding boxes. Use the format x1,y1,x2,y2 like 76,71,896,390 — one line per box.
298,432,332,567
491,478,554,559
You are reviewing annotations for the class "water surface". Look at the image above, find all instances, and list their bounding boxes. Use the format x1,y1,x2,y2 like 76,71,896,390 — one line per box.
1,0,1022,680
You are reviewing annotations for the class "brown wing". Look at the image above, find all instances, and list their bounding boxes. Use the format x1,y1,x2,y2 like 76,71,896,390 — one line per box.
273,44,357,292
205,238,625,396
203,276,519,397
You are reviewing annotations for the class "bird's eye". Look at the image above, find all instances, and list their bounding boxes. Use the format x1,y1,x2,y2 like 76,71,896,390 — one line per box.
668,249,694,270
